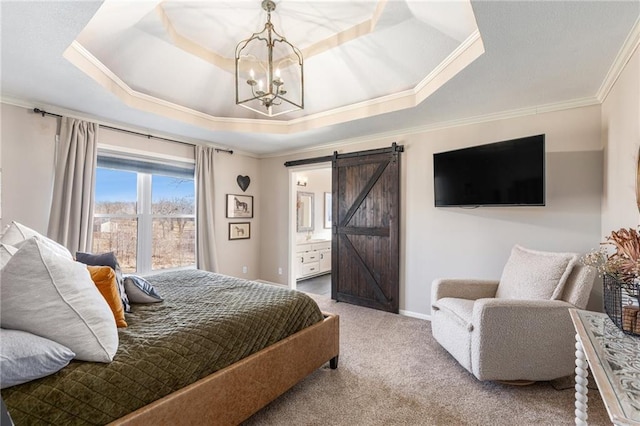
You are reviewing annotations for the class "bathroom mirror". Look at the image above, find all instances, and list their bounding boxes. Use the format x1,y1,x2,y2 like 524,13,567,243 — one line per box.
297,191,314,232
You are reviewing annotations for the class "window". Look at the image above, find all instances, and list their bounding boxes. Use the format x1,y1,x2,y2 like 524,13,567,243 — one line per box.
93,155,195,273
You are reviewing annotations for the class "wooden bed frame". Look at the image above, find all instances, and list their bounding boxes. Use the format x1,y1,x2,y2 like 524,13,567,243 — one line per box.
110,312,339,426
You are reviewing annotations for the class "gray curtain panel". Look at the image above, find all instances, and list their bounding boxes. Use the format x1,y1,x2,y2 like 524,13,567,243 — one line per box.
195,145,218,272
47,117,98,254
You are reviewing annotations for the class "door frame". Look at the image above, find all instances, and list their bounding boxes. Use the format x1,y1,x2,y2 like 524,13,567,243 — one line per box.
287,162,332,290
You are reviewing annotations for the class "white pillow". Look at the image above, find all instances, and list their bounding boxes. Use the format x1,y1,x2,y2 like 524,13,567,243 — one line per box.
0,237,118,362
0,244,17,269
495,245,578,300
0,221,72,260
0,328,75,388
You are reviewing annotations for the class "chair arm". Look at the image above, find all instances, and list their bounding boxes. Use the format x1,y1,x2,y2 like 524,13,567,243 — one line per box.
431,279,499,303
470,298,577,381
474,298,574,318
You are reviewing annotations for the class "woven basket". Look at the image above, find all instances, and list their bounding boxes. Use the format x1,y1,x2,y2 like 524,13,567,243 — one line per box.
603,273,640,337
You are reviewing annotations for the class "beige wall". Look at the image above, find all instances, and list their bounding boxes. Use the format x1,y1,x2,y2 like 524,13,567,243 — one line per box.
259,105,604,316
601,46,640,233
214,152,261,279
8,57,640,317
0,103,261,279
1,104,57,234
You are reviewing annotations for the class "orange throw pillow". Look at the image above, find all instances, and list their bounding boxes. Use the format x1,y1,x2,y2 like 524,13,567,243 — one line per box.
86,265,127,328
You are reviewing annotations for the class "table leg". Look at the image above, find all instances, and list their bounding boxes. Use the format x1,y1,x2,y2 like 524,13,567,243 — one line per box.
574,333,589,426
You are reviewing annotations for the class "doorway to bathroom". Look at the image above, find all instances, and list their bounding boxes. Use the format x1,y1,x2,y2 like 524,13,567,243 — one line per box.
289,165,332,296
287,143,402,312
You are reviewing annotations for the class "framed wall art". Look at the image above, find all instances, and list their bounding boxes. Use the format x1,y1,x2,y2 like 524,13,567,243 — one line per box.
226,194,253,218
229,222,250,240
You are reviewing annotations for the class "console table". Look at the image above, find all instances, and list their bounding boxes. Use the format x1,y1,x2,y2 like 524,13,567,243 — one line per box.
570,309,640,425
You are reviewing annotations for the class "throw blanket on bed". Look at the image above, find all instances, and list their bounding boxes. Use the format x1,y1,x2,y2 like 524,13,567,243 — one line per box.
2,269,323,425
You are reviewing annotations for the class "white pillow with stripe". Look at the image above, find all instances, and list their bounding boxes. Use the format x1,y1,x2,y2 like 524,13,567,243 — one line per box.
0,237,118,362
0,243,17,269
0,221,72,260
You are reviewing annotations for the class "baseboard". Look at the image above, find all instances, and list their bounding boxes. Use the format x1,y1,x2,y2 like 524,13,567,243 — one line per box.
254,279,287,287
400,309,431,321
265,278,433,320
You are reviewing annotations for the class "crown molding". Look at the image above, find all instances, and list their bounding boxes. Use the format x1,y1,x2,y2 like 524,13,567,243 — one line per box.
282,29,485,132
63,25,483,136
156,4,234,71
596,16,640,103
413,29,484,104
2,92,601,161
63,41,287,135
0,96,258,158
260,96,600,158
158,0,389,70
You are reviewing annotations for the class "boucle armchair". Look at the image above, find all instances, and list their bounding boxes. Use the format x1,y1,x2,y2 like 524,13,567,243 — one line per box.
431,245,596,382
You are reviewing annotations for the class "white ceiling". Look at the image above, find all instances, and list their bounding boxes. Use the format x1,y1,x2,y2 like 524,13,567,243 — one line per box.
1,1,639,156
70,0,480,123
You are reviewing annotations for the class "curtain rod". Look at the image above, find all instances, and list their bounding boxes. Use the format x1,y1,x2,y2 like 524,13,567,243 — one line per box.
33,108,234,155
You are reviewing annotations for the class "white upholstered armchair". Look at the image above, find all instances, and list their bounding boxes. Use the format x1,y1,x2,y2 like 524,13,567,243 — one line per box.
431,245,597,382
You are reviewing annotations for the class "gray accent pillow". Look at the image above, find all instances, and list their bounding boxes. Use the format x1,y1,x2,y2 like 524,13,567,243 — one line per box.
76,251,131,313
0,329,75,389
123,275,163,303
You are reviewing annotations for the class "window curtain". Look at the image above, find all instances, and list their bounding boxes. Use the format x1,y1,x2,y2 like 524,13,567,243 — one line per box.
195,145,219,272
48,117,98,255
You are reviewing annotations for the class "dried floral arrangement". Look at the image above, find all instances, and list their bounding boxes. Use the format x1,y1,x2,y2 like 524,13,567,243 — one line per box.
582,227,640,294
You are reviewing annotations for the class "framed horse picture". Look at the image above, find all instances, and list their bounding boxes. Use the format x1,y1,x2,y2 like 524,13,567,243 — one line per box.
226,194,253,218
229,222,250,240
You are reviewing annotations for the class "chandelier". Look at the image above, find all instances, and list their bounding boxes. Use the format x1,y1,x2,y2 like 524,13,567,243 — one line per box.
235,0,304,117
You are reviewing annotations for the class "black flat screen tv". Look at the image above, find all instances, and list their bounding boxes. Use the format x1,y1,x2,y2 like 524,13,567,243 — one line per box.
433,134,545,207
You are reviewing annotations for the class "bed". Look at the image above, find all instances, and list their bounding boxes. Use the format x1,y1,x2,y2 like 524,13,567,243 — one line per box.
1,269,340,425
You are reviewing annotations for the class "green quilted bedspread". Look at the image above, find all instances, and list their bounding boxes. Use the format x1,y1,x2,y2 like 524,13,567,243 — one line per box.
2,269,323,425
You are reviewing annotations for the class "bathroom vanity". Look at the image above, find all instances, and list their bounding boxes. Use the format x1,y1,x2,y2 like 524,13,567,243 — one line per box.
295,240,331,280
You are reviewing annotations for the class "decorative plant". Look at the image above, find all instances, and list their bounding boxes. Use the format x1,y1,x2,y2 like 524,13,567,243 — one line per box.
583,227,640,303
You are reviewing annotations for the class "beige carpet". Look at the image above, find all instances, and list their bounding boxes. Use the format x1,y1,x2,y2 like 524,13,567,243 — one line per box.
244,293,610,425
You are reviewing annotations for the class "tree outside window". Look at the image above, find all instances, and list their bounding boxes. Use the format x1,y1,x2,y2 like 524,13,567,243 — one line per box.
93,164,195,274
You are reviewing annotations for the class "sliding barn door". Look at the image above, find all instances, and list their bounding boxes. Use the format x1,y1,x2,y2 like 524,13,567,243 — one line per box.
331,144,403,313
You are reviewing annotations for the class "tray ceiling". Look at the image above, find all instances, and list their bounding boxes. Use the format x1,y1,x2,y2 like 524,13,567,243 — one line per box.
66,0,482,133
1,1,638,155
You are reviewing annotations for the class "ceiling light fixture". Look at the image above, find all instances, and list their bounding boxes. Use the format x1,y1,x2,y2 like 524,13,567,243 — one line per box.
235,0,304,117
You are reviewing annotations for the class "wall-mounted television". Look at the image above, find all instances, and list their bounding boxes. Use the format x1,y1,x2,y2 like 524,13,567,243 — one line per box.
433,134,545,207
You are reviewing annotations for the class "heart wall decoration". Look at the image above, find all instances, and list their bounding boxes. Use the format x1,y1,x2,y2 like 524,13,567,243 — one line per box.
237,175,251,192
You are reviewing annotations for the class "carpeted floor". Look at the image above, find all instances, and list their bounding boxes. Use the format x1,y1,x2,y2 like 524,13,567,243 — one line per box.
244,293,610,425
